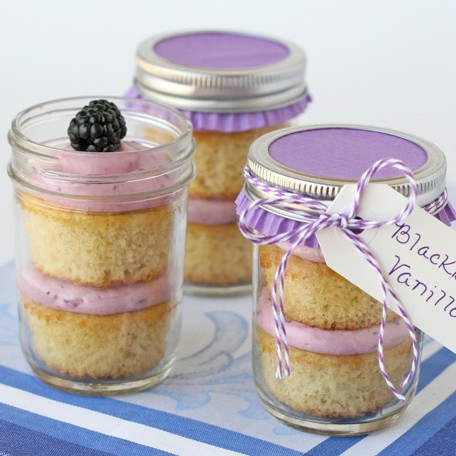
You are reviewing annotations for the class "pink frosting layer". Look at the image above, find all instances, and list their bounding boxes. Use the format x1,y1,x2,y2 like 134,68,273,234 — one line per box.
29,141,173,212
188,196,237,225
19,264,172,315
257,288,409,355
277,243,325,263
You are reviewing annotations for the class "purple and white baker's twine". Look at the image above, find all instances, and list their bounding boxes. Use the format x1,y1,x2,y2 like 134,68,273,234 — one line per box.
238,158,433,401
423,188,448,215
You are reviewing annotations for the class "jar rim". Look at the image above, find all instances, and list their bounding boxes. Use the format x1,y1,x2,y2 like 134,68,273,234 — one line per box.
8,95,193,159
7,96,196,205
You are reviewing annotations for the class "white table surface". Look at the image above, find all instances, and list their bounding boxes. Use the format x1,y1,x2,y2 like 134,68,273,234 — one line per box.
1,0,456,265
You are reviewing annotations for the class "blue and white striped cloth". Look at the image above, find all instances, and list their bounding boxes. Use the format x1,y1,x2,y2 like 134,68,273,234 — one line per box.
0,261,454,456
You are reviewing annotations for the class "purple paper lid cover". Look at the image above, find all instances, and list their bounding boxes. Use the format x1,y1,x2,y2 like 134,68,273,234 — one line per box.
153,31,291,69
247,125,447,208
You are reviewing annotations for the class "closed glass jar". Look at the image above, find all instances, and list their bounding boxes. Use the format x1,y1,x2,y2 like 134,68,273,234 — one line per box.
8,96,195,395
129,30,310,296
238,125,455,434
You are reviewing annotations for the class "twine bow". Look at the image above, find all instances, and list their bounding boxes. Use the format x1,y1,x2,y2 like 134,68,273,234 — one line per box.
239,158,422,401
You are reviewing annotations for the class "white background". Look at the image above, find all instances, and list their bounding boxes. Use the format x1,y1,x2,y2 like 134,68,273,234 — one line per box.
1,0,455,265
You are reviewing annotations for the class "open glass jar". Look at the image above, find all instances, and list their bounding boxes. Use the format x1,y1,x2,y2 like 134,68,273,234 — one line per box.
237,125,455,434
129,30,310,296
8,96,195,395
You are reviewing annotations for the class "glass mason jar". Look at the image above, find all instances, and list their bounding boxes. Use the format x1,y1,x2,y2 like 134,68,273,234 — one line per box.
8,96,195,395
237,125,456,434
128,30,310,296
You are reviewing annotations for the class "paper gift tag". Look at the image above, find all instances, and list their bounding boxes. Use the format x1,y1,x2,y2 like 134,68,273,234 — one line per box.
317,184,456,354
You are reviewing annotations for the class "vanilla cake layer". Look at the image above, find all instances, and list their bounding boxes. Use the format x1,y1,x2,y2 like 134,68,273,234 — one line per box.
191,125,284,199
22,296,174,379
22,199,173,287
185,222,252,286
260,245,399,330
257,327,413,418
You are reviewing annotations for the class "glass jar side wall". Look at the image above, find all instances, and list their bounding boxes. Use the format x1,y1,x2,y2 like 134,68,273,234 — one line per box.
252,244,422,435
14,188,188,395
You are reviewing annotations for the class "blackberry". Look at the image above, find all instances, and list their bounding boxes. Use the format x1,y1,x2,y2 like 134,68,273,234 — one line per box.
67,99,127,152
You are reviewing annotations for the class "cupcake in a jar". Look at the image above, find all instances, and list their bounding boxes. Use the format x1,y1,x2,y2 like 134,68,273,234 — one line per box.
257,245,414,419
237,124,456,434
8,97,195,394
128,30,310,295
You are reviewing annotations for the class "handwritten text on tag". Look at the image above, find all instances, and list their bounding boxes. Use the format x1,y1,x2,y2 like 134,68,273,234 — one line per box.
317,184,456,353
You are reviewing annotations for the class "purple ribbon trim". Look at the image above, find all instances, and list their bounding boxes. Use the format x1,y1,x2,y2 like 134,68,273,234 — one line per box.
235,189,456,249
125,87,311,132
